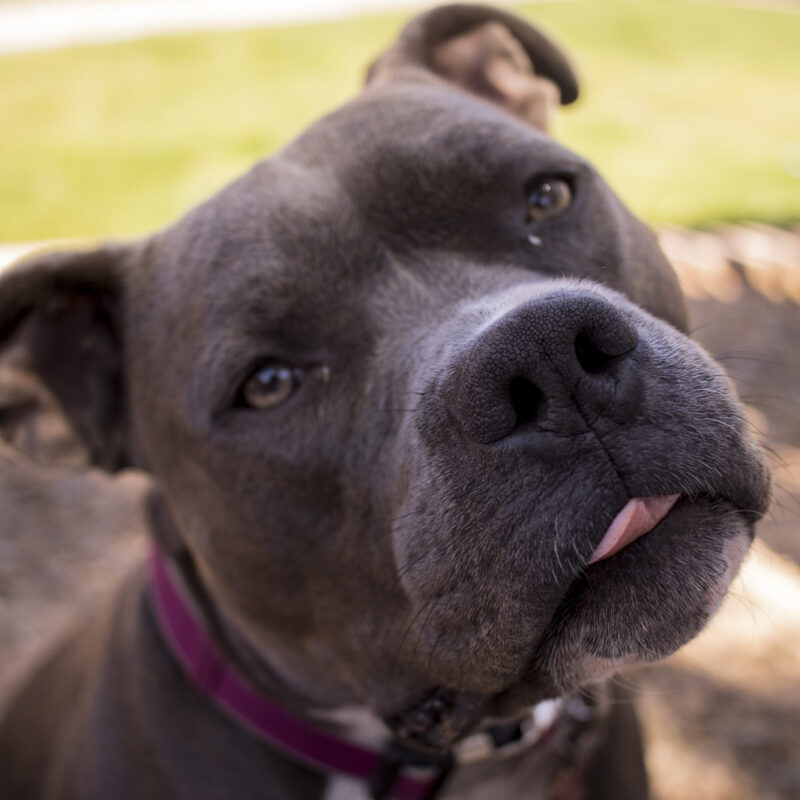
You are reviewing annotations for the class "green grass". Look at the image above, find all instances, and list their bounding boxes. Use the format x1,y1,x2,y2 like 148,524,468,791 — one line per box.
0,0,798,241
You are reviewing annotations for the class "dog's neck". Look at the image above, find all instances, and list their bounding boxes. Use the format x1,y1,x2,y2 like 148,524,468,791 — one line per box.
148,547,604,799
149,546,351,707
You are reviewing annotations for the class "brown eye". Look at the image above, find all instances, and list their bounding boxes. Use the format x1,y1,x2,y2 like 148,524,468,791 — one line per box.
526,177,573,222
239,362,301,410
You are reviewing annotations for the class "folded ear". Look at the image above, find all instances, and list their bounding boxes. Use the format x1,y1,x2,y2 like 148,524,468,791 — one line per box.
366,3,579,132
0,245,128,471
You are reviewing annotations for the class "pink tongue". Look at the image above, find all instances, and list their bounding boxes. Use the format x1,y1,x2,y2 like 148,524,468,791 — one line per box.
588,495,680,564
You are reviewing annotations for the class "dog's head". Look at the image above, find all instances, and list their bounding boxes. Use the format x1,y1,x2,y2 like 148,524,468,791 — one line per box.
0,5,769,750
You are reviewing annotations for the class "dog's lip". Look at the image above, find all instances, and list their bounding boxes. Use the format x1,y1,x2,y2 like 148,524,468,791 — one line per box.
588,494,680,564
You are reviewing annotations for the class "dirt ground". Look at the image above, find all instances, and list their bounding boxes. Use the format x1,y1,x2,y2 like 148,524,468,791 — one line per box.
0,225,798,799
636,225,800,800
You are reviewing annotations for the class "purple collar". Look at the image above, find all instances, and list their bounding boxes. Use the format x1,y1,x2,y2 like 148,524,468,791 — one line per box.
147,548,449,800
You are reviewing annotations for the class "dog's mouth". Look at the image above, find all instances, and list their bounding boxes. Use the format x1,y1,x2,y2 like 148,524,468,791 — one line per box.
382,492,758,754
384,495,684,751
587,493,680,564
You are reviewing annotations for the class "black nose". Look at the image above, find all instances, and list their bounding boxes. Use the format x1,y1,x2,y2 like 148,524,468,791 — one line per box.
448,289,641,444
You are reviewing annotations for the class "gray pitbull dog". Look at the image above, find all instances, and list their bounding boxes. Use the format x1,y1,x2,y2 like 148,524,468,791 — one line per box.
0,5,771,800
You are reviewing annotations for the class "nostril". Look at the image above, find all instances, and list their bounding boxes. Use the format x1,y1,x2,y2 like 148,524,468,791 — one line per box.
575,331,624,375
509,375,544,430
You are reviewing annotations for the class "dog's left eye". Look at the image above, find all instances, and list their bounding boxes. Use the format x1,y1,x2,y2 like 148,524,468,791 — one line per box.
237,362,303,410
526,176,573,221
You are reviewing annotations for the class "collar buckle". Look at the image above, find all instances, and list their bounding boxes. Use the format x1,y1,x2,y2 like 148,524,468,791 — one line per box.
454,698,565,765
369,742,453,800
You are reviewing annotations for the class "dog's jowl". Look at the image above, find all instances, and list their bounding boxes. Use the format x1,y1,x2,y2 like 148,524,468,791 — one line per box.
0,5,770,800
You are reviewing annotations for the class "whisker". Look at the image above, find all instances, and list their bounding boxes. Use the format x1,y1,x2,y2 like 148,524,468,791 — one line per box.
715,352,800,374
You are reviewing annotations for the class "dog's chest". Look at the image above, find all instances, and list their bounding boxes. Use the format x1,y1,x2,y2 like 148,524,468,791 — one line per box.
319,754,558,800
322,775,372,800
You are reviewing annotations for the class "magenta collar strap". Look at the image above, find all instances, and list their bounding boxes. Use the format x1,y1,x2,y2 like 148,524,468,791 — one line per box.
147,549,450,800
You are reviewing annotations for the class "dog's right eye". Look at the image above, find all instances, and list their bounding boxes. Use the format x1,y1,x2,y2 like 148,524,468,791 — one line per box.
237,362,302,410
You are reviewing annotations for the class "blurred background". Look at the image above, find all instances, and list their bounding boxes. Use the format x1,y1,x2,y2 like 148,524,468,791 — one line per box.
0,1,798,798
